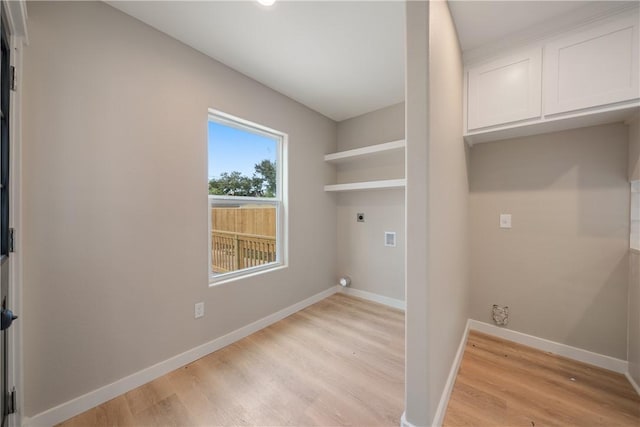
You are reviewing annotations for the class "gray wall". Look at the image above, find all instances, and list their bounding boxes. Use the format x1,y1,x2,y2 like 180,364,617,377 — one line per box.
405,1,469,425
336,103,404,151
629,252,640,382
404,1,430,424
628,115,640,385
469,123,630,359
335,103,405,300
425,0,469,420
22,1,337,416
629,114,640,182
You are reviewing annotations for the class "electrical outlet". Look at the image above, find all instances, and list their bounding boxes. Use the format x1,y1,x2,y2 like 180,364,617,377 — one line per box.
195,302,205,319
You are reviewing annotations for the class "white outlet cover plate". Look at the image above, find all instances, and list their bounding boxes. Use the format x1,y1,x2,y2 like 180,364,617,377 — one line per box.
384,231,396,247
499,214,512,229
195,302,205,319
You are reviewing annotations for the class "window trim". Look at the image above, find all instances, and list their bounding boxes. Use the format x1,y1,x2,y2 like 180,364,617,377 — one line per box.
207,109,288,286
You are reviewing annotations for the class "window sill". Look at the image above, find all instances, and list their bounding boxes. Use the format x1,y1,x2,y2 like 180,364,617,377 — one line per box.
209,263,287,287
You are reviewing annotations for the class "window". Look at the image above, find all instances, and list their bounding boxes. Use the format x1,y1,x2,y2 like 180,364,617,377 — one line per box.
208,110,287,284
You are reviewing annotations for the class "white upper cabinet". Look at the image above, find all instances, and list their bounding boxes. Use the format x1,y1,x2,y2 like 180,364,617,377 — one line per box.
463,7,640,144
467,48,542,130
543,12,639,115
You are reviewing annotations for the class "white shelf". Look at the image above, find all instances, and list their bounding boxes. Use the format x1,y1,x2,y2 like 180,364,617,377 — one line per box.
324,140,405,164
324,179,406,192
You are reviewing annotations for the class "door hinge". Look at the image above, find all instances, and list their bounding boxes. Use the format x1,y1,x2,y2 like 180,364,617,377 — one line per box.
9,66,16,92
6,387,16,415
8,228,14,253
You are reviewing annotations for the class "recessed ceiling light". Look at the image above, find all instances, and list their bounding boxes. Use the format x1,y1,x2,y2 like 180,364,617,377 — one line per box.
257,0,276,6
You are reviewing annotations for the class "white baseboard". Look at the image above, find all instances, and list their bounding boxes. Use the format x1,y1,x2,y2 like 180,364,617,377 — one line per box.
401,411,418,427
626,371,640,396
337,286,406,310
24,286,338,427
431,320,470,427
468,320,628,374
400,321,470,427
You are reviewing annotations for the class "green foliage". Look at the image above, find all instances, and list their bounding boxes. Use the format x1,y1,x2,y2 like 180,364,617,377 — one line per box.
209,159,276,197
254,159,276,197
208,171,253,196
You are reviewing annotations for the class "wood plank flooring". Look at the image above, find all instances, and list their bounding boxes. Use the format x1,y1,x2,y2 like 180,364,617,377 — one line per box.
444,330,640,426
52,298,639,426
57,293,405,427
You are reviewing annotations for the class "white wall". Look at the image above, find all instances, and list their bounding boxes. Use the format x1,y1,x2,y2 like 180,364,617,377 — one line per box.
335,103,405,301
22,1,337,416
470,124,630,360
405,0,469,425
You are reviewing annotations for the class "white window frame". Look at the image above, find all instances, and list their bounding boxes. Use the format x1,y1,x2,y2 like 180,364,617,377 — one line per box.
208,109,288,285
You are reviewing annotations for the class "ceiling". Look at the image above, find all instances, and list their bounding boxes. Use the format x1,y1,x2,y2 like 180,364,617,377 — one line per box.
107,1,405,122
449,1,592,52
107,1,631,122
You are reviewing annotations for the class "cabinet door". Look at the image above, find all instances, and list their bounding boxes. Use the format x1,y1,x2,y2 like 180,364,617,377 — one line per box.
467,48,542,131
543,12,639,116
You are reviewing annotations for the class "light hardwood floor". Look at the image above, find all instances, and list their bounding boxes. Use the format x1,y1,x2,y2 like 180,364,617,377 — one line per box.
444,330,640,426
57,293,405,427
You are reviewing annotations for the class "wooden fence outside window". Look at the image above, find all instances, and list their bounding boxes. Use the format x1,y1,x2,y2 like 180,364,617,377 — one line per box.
211,207,277,273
